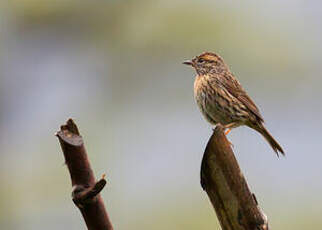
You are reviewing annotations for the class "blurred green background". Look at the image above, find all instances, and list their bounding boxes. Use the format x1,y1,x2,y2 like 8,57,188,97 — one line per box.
1,0,322,229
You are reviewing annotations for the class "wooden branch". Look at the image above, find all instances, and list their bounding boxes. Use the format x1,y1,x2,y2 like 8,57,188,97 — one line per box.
56,119,113,230
200,125,269,230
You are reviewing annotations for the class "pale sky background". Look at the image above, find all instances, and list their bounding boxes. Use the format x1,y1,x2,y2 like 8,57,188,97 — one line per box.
1,1,322,229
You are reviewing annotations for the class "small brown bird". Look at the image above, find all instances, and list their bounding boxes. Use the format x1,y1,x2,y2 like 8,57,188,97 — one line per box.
183,52,284,156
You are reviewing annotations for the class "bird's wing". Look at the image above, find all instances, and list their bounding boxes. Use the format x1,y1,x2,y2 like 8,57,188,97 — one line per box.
222,73,264,122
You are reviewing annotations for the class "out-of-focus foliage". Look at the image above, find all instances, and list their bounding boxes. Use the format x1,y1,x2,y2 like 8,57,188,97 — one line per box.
1,1,322,229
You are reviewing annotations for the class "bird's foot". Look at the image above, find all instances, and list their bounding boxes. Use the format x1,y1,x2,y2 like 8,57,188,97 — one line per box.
225,128,231,135
223,126,234,147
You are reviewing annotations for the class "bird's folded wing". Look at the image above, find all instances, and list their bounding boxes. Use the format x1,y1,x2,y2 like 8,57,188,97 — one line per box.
222,74,264,122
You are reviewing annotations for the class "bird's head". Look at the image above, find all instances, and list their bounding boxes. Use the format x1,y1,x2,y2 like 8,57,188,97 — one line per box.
183,52,226,75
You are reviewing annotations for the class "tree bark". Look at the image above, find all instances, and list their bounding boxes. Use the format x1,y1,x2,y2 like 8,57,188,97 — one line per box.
56,119,113,230
200,125,269,230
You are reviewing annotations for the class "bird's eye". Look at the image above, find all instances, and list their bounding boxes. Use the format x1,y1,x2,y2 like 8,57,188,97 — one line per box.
198,58,205,63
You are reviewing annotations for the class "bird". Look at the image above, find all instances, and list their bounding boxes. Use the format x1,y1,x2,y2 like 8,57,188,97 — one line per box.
183,52,284,156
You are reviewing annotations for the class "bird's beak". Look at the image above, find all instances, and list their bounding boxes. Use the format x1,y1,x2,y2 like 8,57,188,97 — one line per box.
183,60,193,66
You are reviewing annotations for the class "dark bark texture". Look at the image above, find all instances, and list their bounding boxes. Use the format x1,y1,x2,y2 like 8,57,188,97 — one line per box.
56,119,113,230
56,119,269,230
201,125,269,230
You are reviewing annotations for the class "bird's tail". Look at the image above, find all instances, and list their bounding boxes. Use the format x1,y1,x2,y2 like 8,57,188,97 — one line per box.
254,123,284,156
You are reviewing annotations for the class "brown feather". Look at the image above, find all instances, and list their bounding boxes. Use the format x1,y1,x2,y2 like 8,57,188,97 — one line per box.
221,72,264,122
185,51,284,155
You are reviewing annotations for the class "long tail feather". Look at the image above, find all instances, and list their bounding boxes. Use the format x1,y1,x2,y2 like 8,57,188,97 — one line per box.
254,124,284,156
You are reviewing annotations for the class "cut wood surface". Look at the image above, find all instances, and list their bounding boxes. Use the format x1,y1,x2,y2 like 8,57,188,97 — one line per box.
56,119,269,230
56,119,113,230
200,125,269,230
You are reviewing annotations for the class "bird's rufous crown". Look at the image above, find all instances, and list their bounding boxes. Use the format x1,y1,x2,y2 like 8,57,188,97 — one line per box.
197,52,223,62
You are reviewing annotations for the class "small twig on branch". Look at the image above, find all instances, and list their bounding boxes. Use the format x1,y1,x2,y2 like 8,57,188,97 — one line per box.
72,177,107,208
201,124,269,230
56,119,113,230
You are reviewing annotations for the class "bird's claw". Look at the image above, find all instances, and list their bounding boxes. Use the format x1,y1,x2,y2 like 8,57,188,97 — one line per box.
224,128,231,135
